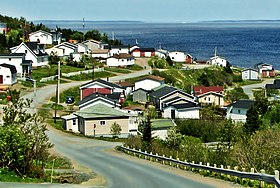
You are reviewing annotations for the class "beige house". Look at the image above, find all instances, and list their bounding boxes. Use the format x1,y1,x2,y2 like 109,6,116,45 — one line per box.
74,103,137,137
196,92,224,107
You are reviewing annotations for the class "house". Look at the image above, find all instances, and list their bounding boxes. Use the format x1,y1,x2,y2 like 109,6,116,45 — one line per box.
10,42,48,67
109,45,130,56
151,119,175,140
0,53,32,77
91,49,109,59
29,30,53,45
193,86,224,107
131,48,155,57
118,81,135,96
0,22,6,34
155,49,169,59
163,102,200,119
134,75,164,91
242,68,259,80
208,56,228,67
78,93,121,110
106,53,135,67
150,85,177,109
80,79,124,100
50,30,62,44
0,64,17,85
168,51,186,62
83,40,103,51
254,63,275,78
132,88,149,103
226,99,255,122
74,103,137,137
162,96,196,109
129,45,140,53
61,114,79,133
45,42,77,57
77,43,88,53
265,79,280,90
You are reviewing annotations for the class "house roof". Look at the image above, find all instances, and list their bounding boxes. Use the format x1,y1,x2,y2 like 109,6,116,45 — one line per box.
194,86,224,96
118,81,134,87
24,42,48,57
83,39,102,45
166,102,199,110
110,45,130,49
61,114,77,120
21,60,33,65
132,48,155,52
136,75,165,84
159,89,194,101
78,93,119,106
230,99,255,109
91,49,109,54
196,91,224,98
0,63,17,74
80,78,123,90
133,88,149,93
111,53,134,59
74,103,129,119
242,68,258,72
265,79,280,89
29,30,52,36
56,42,78,49
150,85,177,98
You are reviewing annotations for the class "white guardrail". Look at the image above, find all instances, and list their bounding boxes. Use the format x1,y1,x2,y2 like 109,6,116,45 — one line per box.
117,146,280,187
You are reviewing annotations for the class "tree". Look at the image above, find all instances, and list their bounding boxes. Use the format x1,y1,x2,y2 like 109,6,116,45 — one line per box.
85,30,102,41
142,114,152,143
166,127,182,150
226,86,249,103
244,104,261,134
218,119,237,149
0,90,52,177
110,122,122,138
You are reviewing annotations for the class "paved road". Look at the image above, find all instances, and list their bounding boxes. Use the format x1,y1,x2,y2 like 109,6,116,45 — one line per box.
2,69,239,188
241,79,274,99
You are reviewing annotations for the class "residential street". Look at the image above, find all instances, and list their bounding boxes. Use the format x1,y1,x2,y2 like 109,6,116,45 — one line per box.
1,69,244,187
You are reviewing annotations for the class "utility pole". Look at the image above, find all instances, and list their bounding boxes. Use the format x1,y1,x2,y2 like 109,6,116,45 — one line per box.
57,61,60,104
34,79,37,113
83,18,85,42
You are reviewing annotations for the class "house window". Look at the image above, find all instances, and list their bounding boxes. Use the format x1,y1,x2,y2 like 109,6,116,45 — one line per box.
208,97,211,101
100,120,106,125
25,50,27,54
73,119,76,126
6,75,10,78
238,110,241,114
9,58,11,61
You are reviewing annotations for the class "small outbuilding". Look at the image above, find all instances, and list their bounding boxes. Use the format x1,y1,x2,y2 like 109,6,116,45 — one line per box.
0,63,17,85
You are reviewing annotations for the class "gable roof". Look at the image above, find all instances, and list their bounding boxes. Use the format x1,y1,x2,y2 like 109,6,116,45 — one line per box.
160,89,195,100
110,53,133,59
242,68,258,72
163,96,195,105
165,102,199,111
265,79,280,89
0,63,17,74
80,78,123,90
110,45,130,49
132,48,155,52
74,103,129,119
0,53,25,57
15,42,48,57
56,42,77,49
150,85,177,98
194,86,224,96
78,93,119,107
230,99,255,109
29,30,52,36
118,81,134,88
196,91,224,98
136,75,165,83
83,39,102,45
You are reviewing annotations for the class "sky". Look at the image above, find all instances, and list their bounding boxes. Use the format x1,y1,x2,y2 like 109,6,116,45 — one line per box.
1,0,280,23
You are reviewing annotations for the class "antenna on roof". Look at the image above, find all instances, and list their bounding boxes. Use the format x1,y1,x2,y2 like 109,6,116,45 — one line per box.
136,39,138,45
214,46,217,57
112,32,115,41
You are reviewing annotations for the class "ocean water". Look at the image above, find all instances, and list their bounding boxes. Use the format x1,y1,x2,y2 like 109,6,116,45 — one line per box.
40,21,280,69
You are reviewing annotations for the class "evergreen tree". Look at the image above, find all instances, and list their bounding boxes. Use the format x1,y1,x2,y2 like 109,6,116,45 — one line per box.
244,105,261,134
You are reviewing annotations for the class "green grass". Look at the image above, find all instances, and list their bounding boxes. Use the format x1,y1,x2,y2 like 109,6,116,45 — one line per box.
240,80,263,86
66,71,116,81
50,86,80,104
42,103,65,111
127,64,143,71
105,67,131,73
151,119,175,130
44,155,73,169
47,119,64,131
0,168,44,183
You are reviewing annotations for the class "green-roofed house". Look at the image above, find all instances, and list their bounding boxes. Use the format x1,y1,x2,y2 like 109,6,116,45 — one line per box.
73,103,138,137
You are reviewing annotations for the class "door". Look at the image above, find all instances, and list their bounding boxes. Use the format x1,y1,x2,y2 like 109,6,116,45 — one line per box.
0,75,3,84
171,109,176,119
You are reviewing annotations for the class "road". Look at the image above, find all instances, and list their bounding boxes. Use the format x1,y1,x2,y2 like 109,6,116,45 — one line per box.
2,69,240,188
241,79,274,99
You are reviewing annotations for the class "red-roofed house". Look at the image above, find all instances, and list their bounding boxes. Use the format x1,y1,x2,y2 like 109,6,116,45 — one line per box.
193,86,224,107
131,48,155,57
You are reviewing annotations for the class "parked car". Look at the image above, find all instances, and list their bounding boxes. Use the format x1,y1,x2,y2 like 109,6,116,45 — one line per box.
66,96,74,104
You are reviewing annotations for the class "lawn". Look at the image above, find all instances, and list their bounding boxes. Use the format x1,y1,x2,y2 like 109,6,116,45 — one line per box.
151,119,175,130
66,71,116,81
104,67,131,74
127,64,143,71
240,79,263,86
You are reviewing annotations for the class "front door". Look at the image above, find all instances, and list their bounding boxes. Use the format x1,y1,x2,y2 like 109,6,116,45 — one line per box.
171,109,176,119
0,75,3,84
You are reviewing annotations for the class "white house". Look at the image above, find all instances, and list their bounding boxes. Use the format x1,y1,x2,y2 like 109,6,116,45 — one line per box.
106,53,135,67
109,45,130,56
168,51,186,62
29,30,53,45
45,42,77,57
0,22,6,34
155,49,169,58
91,49,109,59
208,56,228,67
242,68,259,80
61,114,79,133
50,30,62,44
226,99,255,123
83,40,103,51
0,53,32,77
77,43,88,53
163,103,200,119
134,75,165,91
10,42,48,67
0,64,17,85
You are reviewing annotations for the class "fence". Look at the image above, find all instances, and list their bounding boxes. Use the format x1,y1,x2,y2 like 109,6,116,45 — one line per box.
61,67,104,77
117,146,280,188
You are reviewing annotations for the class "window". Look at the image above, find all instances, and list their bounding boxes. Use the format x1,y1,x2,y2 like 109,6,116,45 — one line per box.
100,121,106,125
72,119,76,126
238,110,241,114
6,75,10,78
9,58,11,61
208,97,211,101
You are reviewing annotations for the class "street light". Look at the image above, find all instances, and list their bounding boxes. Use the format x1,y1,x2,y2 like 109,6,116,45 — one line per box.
26,77,37,113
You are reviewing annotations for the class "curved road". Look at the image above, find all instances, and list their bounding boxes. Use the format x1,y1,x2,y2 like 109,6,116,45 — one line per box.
2,69,240,187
